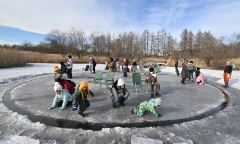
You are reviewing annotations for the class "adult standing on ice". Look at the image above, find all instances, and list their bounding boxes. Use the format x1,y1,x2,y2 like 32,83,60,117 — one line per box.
174,59,178,70
66,55,73,79
222,61,232,88
106,57,115,72
181,59,189,84
90,57,97,74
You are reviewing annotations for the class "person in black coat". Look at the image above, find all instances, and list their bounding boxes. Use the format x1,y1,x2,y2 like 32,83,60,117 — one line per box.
222,61,232,88
174,59,178,69
90,57,97,73
181,60,188,84
195,67,200,78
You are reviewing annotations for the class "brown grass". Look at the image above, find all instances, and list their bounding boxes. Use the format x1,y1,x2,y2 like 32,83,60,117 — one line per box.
1,48,239,70
0,48,28,68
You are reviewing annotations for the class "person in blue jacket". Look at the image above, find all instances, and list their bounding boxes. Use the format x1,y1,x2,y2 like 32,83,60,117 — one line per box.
48,82,73,110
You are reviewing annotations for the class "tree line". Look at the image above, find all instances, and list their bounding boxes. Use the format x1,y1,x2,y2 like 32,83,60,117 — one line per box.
1,27,239,66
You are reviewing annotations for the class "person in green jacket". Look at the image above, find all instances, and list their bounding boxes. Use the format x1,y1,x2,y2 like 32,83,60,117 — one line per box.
48,82,73,110
131,98,162,117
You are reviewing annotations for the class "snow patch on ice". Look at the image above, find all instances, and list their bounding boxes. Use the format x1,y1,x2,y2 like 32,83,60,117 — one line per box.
0,135,39,144
131,134,163,144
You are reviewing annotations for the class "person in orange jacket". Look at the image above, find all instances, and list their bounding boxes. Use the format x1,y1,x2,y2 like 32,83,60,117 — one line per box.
222,61,232,88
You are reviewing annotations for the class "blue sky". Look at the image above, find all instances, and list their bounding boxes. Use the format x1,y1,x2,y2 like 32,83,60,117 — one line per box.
0,0,240,45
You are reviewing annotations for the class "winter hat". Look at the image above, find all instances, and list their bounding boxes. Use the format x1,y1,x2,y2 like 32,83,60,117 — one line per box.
190,61,193,64
90,57,92,60
60,62,64,66
184,60,188,63
149,67,154,72
55,77,63,82
68,55,72,58
110,57,114,62
54,82,62,91
197,67,200,70
117,78,125,86
79,81,91,100
154,97,161,106
54,65,58,69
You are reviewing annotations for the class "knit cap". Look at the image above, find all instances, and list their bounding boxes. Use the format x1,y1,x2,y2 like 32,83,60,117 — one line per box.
79,81,91,100
54,82,62,91
54,65,58,69
154,97,161,106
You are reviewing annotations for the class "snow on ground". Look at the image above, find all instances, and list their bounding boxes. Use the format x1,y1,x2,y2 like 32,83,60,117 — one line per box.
0,63,106,83
162,67,240,90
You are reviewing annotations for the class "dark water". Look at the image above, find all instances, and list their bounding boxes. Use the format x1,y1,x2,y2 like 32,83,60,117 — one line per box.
3,82,228,131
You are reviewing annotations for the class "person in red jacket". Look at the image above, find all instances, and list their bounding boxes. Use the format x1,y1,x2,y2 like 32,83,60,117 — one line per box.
55,78,75,94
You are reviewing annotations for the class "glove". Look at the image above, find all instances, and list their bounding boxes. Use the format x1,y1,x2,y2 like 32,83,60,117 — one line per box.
227,74,230,78
157,113,162,117
48,106,55,110
60,107,65,110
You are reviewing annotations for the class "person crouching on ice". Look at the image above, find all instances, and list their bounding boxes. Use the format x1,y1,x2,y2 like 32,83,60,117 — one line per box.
72,81,94,117
48,82,73,110
196,73,205,85
131,98,162,117
110,78,130,108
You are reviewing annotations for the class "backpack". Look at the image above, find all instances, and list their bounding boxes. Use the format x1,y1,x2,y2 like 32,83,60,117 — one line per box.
189,64,193,71
67,80,76,87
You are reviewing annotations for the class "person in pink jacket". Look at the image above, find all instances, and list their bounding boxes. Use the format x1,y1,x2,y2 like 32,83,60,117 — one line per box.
196,73,204,85
67,55,73,79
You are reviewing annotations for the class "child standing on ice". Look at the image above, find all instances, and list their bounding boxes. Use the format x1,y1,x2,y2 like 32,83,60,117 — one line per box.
89,62,93,74
110,78,130,108
48,82,73,110
196,73,204,85
72,81,94,117
53,65,60,77
131,98,162,117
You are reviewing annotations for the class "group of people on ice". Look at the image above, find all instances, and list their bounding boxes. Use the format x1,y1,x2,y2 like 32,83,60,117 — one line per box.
178,59,204,85
50,56,162,118
177,59,233,88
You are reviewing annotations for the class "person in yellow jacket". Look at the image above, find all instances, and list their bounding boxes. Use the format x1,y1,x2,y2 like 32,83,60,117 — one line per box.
222,61,232,88
53,65,60,77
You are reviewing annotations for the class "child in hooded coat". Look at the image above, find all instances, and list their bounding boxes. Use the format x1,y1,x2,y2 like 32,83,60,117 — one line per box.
48,83,73,110
72,81,94,117
110,78,130,108
53,65,60,77
131,98,162,117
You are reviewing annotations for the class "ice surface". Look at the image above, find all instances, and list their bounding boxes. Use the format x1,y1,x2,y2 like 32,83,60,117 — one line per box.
0,135,39,144
9,70,224,124
0,63,240,143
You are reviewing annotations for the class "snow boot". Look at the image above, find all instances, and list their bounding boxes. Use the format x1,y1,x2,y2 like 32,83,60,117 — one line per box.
131,108,137,114
222,82,228,88
156,93,161,97
150,94,154,98
78,112,85,117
